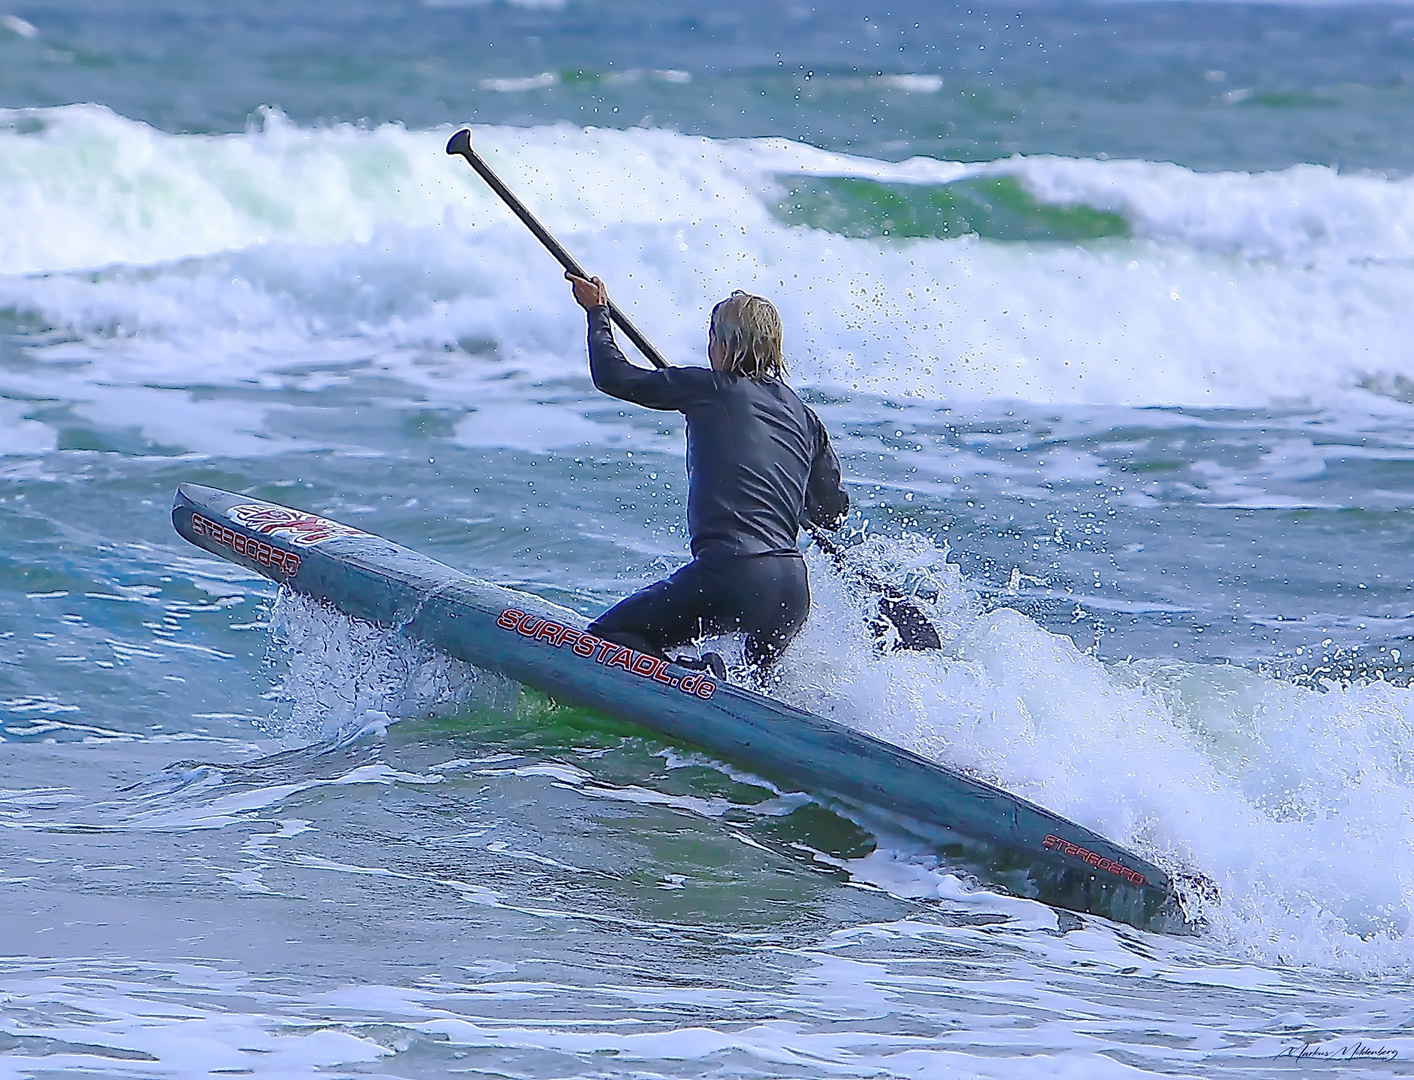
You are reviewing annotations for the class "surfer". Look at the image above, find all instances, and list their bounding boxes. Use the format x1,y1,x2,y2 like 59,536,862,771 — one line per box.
567,273,849,673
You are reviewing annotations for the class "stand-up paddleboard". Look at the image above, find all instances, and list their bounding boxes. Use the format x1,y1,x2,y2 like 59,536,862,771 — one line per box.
172,482,1192,932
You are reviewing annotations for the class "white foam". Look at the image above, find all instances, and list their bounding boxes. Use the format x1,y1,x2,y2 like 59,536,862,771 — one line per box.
0,972,392,1077
118,757,439,831
876,74,945,93
769,540,1414,974
997,154,1414,264
7,108,1414,414
1,927,1406,1080
267,590,518,745
1,13,38,38
479,72,558,93
0,399,54,454
454,401,612,452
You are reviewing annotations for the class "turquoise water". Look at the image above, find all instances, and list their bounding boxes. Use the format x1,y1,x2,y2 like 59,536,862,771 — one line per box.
8,2,1414,1076
7,0,1414,169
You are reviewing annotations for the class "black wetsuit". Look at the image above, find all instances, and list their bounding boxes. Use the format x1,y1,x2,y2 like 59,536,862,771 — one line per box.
583,304,848,668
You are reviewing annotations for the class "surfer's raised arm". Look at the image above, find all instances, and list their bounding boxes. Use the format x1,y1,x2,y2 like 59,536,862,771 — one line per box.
566,273,850,675
567,272,690,410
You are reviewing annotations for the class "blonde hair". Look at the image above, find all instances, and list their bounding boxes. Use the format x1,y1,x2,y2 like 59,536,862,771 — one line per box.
710,290,786,381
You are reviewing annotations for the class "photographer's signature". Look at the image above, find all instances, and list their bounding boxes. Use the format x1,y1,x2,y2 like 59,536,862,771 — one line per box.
1278,1040,1400,1062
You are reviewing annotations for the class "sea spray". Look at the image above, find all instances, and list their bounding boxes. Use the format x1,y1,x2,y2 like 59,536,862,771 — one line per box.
779,537,1414,972
267,589,517,745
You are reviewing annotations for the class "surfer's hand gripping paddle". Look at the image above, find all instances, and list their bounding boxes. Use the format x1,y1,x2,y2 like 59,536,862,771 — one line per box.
445,126,941,652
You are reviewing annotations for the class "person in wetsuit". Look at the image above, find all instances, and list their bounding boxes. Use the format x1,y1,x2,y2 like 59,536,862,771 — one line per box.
567,273,849,672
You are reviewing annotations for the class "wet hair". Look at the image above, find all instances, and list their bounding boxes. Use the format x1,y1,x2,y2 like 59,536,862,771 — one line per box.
709,290,786,381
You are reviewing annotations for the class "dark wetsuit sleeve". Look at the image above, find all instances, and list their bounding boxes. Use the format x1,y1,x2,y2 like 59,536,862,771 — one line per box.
802,407,849,530
587,305,696,410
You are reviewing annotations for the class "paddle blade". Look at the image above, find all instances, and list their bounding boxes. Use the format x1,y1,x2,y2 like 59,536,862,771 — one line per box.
446,128,473,157
875,595,943,652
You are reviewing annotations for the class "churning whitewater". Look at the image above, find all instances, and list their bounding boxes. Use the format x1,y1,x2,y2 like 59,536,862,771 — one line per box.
8,106,1414,417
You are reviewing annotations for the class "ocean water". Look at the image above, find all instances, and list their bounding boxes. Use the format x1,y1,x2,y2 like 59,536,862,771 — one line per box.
8,1,1414,1076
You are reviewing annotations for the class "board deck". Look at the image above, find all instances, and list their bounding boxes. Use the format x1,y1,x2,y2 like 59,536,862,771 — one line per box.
172,482,1191,932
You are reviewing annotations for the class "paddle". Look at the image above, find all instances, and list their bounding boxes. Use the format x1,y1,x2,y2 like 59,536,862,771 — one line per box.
445,127,942,652
446,129,669,370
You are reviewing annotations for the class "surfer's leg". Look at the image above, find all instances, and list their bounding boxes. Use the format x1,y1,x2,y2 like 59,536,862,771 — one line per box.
733,555,810,671
588,559,717,658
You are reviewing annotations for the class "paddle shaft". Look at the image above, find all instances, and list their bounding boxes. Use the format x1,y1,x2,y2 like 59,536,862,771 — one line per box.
446,129,670,370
